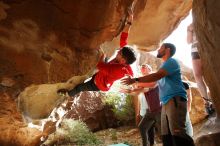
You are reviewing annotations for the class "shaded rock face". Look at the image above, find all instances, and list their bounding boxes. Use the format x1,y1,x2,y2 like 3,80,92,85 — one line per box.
0,0,132,50
0,0,133,99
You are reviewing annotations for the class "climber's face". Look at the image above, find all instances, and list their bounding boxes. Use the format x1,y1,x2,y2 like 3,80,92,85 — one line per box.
116,50,126,64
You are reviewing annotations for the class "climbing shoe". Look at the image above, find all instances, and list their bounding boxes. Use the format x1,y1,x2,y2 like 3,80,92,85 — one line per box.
57,89,69,97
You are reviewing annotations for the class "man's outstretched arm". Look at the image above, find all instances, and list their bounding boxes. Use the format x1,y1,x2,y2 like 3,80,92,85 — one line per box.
121,69,168,85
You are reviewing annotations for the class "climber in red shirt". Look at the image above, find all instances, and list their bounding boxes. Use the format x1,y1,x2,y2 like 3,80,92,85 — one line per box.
58,10,136,97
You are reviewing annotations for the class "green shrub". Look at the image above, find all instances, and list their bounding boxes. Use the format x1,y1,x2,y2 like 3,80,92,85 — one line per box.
104,92,135,123
43,119,102,145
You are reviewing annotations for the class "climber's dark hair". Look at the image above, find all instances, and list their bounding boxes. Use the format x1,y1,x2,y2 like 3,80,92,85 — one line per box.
121,46,136,64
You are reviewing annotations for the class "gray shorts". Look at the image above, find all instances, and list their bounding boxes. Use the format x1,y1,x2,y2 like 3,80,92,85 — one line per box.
161,96,188,137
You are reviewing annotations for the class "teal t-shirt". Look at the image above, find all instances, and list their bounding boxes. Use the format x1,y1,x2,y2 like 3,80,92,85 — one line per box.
158,58,187,104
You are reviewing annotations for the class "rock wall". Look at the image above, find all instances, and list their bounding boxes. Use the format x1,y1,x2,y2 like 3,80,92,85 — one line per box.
101,0,192,53
0,93,42,146
1,0,132,98
193,0,220,145
130,0,192,50
193,0,220,119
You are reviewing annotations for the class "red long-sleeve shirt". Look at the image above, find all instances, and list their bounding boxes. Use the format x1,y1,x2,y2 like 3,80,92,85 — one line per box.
94,32,133,91
120,32,128,48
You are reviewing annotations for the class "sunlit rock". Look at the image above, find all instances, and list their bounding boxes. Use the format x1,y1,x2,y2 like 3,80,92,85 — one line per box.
18,70,95,120
0,93,43,146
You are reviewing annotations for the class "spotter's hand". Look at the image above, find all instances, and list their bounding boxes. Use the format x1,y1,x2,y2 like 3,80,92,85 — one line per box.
121,76,135,85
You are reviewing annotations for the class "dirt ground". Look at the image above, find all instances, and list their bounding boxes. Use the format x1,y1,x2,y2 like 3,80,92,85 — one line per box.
95,118,208,146
95,126,162,146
